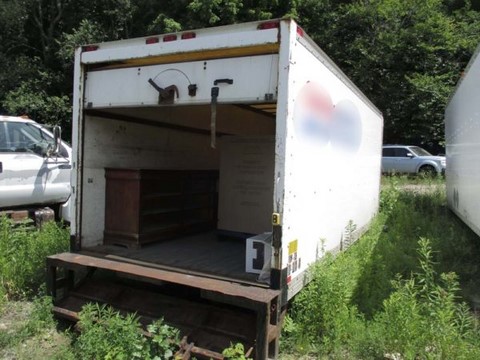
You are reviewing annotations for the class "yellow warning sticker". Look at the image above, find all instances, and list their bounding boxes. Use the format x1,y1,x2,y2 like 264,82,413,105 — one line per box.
288,240,298,255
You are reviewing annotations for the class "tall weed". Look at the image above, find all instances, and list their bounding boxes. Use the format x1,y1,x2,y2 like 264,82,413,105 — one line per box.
379,176,400,215
0,216,69,299
367,239,480,359
285,218,387,355
75,304,150,360
284,179,480,358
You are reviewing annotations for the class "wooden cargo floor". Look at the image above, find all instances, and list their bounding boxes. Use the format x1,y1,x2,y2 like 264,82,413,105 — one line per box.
82,231,264,285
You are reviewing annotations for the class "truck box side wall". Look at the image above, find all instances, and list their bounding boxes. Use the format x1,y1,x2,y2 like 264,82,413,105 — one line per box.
80,115,219,247
282,35,383,298
445,47,480,237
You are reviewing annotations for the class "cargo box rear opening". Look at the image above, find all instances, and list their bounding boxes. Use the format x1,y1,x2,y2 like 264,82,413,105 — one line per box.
78,103,277,285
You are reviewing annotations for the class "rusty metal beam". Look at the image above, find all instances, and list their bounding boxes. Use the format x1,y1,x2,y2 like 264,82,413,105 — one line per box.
47,253,279,304
52,306,79,321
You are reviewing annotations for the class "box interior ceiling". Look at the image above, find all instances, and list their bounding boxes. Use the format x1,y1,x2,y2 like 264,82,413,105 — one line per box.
85,102,276,136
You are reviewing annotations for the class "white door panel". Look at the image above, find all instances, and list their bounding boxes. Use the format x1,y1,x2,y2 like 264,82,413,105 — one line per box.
0,120,71,208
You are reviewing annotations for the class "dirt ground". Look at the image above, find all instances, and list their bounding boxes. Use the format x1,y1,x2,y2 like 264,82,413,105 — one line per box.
0,301,71,360
398,182,445,193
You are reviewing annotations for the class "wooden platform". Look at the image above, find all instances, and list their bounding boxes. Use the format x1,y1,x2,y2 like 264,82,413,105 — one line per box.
48,251,278,303
82,231,264,285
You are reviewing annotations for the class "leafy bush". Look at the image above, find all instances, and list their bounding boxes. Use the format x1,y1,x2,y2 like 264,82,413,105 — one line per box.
74,303,179,360
0,217,69,299
222,342,252,360
147,318,180,359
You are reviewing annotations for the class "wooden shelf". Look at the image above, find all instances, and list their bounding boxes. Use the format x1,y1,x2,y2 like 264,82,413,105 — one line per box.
104,169,218,248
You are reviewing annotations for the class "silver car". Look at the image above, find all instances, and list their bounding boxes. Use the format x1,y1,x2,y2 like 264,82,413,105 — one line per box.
382,145,446,175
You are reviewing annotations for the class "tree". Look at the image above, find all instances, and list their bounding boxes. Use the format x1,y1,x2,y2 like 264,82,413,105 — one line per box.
297,0,480,151
1,0,479,148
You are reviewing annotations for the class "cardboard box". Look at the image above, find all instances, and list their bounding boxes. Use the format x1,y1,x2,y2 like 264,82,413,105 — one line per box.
246,233,272,274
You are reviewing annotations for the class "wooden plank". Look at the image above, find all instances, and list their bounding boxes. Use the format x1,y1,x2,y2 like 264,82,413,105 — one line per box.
105,254,264,288
84,231,262,284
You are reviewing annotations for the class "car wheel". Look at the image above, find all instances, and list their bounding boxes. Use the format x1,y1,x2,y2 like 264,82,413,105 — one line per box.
418,165,436,177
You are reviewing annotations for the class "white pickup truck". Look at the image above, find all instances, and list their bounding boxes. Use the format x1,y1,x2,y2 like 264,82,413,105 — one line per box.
0,115,72,222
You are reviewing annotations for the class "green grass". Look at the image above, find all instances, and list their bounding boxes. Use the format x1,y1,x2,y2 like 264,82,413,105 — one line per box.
0,296,72,360
380,173,446,186
0,218,71,358
283,176,480,359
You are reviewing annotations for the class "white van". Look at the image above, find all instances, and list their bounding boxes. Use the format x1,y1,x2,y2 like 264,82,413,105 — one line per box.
0,115,72,222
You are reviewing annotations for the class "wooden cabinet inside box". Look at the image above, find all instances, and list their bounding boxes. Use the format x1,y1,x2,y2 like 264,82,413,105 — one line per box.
104,168,218,248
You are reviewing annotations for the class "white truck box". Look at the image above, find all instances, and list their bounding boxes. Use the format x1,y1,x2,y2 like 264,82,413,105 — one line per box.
48,19,383,359
445,44,480,237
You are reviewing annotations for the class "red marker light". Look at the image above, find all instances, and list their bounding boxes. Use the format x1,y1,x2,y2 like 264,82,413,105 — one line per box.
258,21,280,30
163,34,177,42
181,32,196,40
296,26,305,37
82,45,99,52
145,37,159,44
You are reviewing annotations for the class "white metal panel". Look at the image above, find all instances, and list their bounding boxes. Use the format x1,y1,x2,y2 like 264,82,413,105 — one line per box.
81,168,105,246
269,20,294,276
71,47,84,236
445,45,480,237
281,32,383,298
84,55,279,108
218,136,275,234
81,24,278,64
80,116,219,247
0,153,70,207
83,116,219,169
